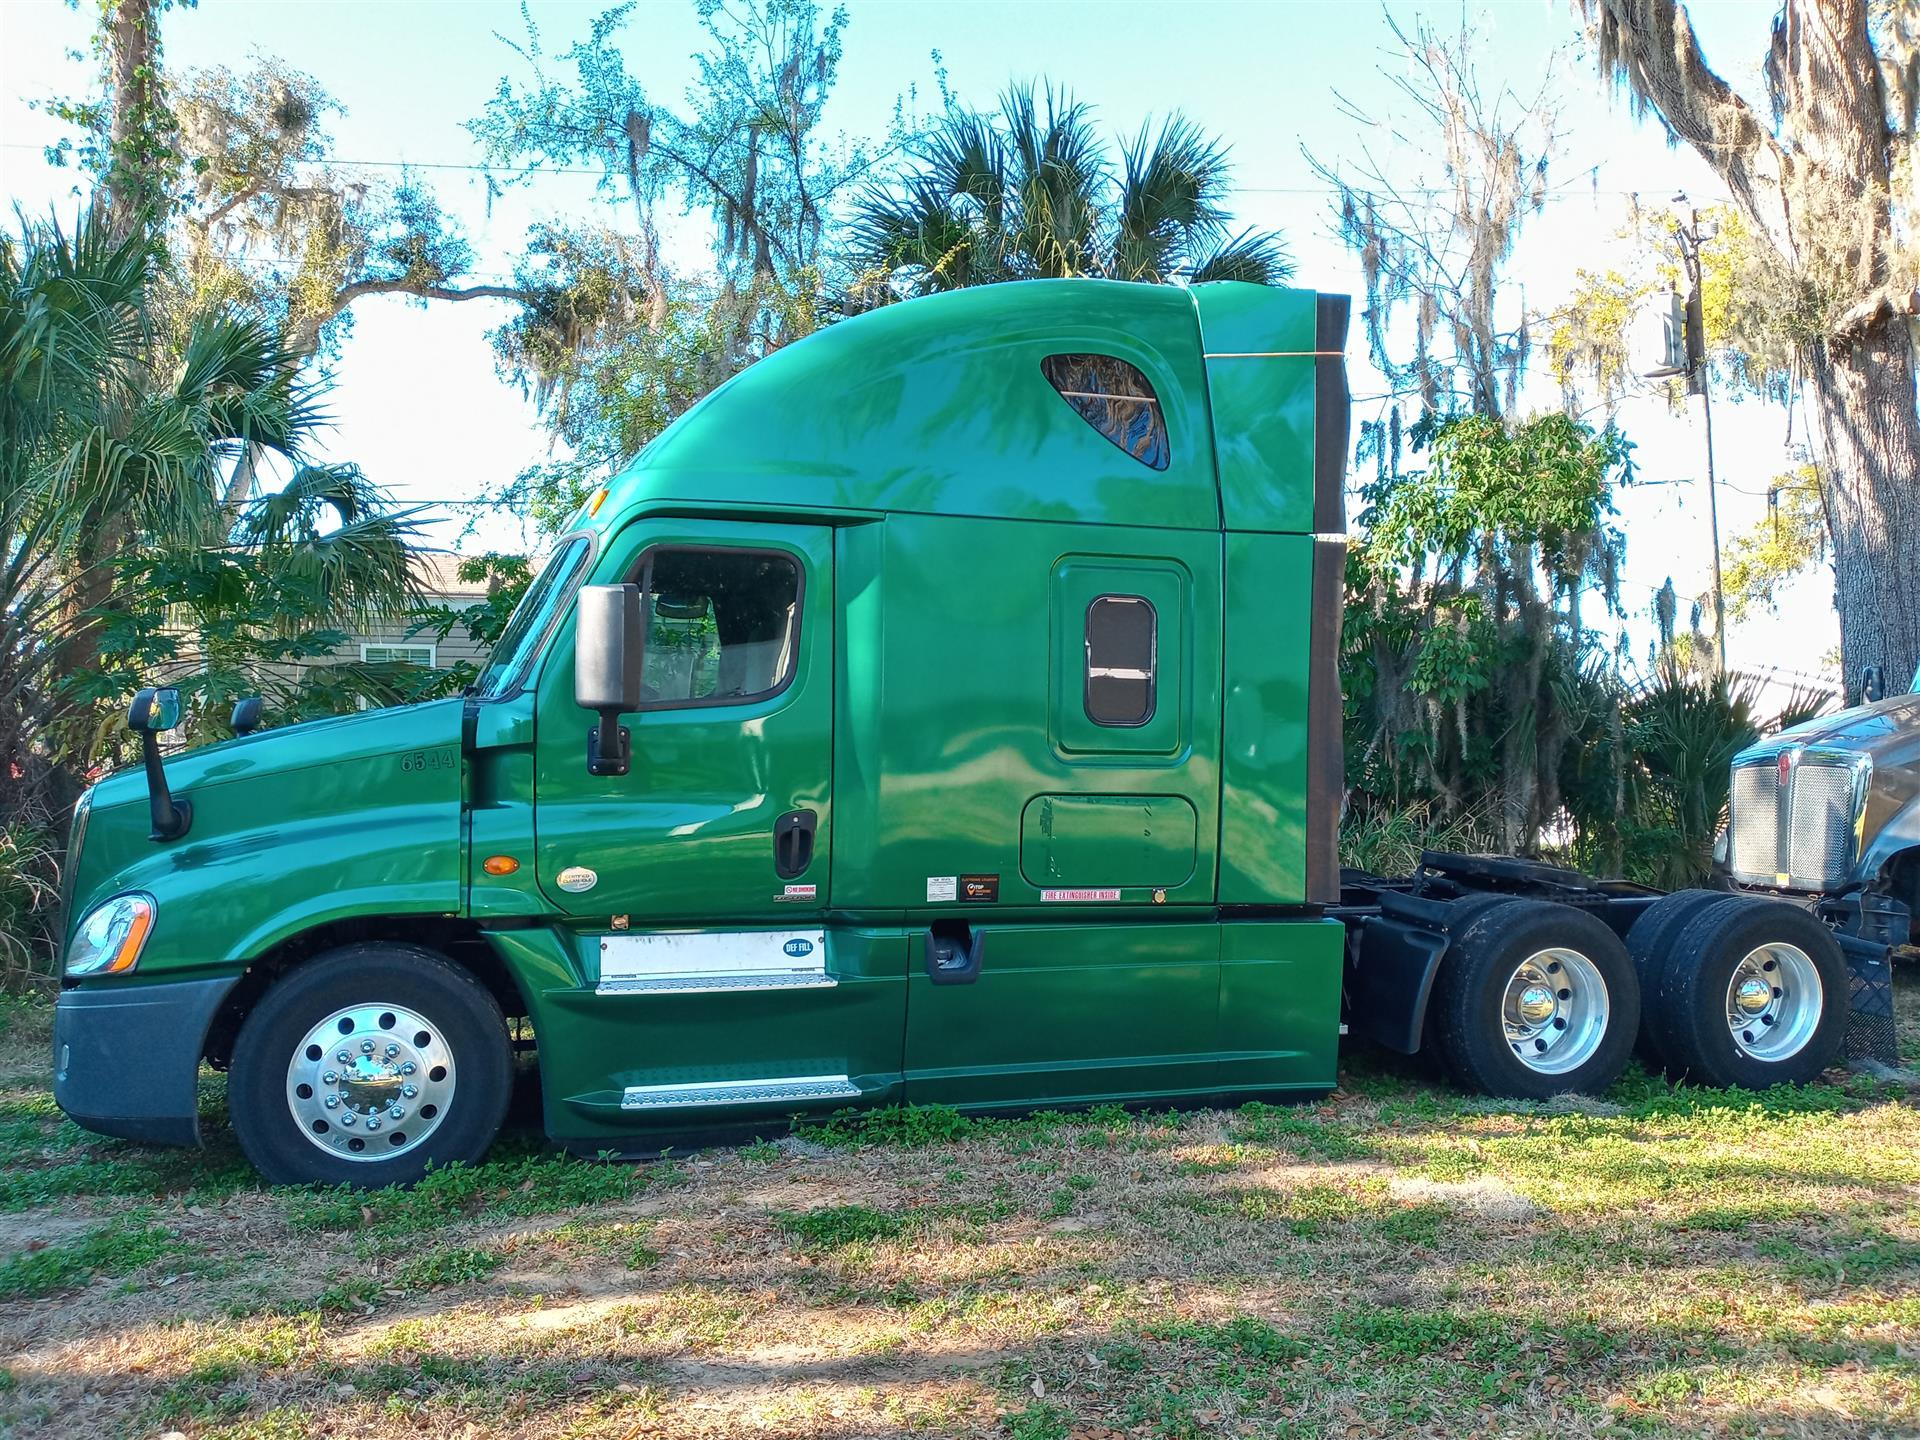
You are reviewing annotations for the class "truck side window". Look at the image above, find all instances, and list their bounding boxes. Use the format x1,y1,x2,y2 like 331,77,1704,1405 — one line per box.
1085,595,1156,726
1042,354,1169,470
635,546,801,708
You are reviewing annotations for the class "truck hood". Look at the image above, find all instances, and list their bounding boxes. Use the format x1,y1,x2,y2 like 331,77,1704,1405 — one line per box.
68,699,468,976
1765,691,1920,759
88,697,465,812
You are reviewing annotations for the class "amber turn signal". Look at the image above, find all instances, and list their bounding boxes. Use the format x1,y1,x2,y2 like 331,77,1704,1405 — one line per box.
482,855,520,876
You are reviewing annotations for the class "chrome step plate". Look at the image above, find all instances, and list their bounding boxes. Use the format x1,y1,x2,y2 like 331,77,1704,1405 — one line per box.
620,1074,861,1111
598,929,828,995
598,972,838,996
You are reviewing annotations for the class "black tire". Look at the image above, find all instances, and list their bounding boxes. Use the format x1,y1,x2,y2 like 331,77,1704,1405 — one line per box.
1429,899,1640,1099
1625,889,1730,1069
1655,898,1848,1089
229,944,511,1187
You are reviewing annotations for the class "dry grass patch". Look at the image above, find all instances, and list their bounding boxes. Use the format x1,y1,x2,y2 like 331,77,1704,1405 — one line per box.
5,986,1920,1437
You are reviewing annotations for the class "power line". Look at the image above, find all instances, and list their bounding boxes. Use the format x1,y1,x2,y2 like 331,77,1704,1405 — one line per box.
0,140,1737,206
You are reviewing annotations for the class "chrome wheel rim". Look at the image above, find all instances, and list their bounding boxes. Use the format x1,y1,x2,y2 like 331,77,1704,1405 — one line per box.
1726,943,1823,1062
286,1003,455,1161
1503,948,1610,1076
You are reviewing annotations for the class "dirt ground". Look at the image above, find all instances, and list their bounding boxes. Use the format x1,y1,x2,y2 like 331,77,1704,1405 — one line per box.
2,977,1920,1440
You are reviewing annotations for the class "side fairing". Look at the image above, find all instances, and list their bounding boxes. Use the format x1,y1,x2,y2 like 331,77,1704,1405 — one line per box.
66,699,467,979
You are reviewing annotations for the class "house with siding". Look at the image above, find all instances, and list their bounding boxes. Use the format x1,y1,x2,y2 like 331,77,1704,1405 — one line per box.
339,550,540,678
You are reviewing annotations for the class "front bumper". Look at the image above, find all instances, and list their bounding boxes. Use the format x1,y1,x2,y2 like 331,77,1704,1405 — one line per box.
53,975,239,1147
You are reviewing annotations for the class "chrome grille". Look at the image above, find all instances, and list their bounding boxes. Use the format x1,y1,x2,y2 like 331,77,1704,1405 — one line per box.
1727,749,1863,891
1728,762,1779,882
1786,760,1857,890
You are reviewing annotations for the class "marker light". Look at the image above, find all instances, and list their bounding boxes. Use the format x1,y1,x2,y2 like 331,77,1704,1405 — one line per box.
586,487,609,518
482,855,520,876
65,894,155,977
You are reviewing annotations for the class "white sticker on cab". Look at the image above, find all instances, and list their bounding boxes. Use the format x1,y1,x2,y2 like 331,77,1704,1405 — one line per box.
926,875,957,902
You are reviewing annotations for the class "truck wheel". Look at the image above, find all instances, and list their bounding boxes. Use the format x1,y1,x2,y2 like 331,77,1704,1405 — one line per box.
1429,900,1639,1099
228,944,512,1187
1654,899,1847,1089
1624,889,1727,1068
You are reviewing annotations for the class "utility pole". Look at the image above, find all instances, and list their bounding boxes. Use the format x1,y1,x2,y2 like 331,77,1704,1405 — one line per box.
1673,200,1727,671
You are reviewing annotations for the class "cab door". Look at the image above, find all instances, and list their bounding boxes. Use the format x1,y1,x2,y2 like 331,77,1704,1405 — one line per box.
533,519,833,921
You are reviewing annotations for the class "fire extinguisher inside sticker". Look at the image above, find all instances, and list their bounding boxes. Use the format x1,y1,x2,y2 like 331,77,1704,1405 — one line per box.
1041,887,1121,902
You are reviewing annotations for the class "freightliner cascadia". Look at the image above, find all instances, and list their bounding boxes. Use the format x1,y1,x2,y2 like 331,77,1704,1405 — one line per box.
54,280,1896,1186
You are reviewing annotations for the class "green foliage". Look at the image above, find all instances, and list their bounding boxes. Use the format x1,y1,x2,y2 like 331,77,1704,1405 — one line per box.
847,83,1289,300
775,1204,915,1248
0,1216,181,1299
1364,414,1633,583
390,1246,504,1290
469,0,875,517
283,1151,667,1241
1338,799,1501,877
1723,464,1828,621
1596,662,1829,888
0,821,62,990
1344,411,1632,854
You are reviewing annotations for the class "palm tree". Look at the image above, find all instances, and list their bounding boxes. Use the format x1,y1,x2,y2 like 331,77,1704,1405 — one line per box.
845,84,1291,303
1,209,421,816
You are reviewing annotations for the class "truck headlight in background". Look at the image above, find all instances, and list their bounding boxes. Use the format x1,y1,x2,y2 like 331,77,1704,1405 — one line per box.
64,894,155,977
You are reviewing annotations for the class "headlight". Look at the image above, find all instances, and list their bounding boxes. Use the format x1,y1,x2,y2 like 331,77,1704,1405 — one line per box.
65,894,155,977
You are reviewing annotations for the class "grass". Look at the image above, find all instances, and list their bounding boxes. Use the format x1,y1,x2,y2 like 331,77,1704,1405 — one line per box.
2,984,1920,1439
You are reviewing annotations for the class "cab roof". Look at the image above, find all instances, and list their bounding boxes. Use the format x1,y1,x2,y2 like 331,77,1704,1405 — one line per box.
595,277,1337,535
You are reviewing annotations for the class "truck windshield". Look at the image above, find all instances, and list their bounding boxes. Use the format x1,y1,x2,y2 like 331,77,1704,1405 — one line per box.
472,534,593,700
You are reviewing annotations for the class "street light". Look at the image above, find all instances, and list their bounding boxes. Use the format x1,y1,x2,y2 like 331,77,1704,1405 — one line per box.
1671,195,1726,671
1635,194,1728,675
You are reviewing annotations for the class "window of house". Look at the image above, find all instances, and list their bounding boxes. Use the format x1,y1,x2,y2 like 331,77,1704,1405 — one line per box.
1084,595,1156,726
360,642,438,667
1042,354,1170,470
635,547,801,707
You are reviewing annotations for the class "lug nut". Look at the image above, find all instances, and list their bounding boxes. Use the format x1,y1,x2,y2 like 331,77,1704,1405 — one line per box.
339,1112,356,1127
322,1070,338,1085
389,1104,406,1120
324,1095,340,1110
400,1083,417,1099
400,1061,417,1076
385,1043,400,1059
365,1117,381,1132
360,1039,375,1054
336,1051,351,1065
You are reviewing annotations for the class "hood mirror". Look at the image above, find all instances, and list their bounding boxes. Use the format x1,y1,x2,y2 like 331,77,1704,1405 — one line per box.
128,687,183,735
126,686,192,841
231,697,265,734
1862,665,1887,705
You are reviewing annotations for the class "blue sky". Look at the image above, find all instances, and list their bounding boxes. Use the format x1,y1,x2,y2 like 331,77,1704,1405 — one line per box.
0,0,1836,690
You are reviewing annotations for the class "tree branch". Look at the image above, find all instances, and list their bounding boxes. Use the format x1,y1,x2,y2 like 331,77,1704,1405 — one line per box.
332,279,535,308
1574,0,1794,254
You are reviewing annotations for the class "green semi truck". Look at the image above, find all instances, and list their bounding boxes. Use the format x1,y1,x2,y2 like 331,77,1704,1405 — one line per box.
52,279,1896,1187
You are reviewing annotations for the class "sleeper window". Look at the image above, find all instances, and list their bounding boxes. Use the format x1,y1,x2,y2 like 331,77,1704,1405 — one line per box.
635,547,800,707
1085,595,1157,727
1042,353,1170,470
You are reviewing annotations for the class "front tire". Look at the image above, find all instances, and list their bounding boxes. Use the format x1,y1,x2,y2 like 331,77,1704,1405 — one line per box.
1429,900,1639,1099
1653,898,1847,1089
228,944,511,1187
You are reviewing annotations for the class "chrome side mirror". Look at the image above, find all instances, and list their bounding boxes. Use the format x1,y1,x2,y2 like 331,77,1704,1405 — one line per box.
574,584,642,777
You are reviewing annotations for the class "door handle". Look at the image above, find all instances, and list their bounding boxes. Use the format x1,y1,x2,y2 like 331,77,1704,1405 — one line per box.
774,809,817,879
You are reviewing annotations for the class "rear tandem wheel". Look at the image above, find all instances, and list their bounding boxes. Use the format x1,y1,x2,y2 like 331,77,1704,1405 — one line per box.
1428,899,1640,1099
